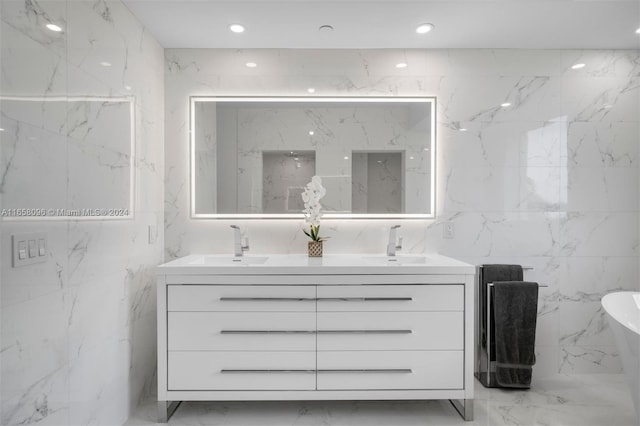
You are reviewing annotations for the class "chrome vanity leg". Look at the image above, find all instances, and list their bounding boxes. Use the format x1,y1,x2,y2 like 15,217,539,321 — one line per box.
450,399,474,421
157,401,181,423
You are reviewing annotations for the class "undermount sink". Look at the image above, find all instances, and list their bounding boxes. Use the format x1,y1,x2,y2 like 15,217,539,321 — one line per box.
188,255,269,266
362,255,432,265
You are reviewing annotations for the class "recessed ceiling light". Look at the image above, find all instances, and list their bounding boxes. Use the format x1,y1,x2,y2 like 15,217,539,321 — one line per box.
308,130,315,136
229,24,245,33
0,128,5,132
409,156,415,160
396,62,408,69
343,156,349,160
307,87,316,94
636,27,640,34
245,62,257,68
416,23,434,34
100,61,112,67
125,85,132,91
459,128,468,132
500,102,511,108
46,23,62,32
319,25,334,32
571,63,586,70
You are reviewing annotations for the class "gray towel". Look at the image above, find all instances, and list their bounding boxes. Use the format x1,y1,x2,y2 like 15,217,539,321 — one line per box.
492,281,538,388
483,264,523,284
480,264,524,359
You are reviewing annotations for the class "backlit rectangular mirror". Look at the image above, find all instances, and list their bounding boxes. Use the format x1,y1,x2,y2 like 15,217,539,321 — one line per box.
191,96,435,219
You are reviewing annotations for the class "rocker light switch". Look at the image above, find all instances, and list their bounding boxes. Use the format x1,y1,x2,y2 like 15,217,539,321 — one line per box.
18,241,27,259
28,240,37,258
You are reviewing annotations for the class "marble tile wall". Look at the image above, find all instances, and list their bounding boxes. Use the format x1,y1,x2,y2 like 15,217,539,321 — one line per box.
165,48,639,376
0,1,164,425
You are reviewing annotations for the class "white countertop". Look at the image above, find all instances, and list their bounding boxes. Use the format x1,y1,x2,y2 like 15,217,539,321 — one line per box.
157,253,475,275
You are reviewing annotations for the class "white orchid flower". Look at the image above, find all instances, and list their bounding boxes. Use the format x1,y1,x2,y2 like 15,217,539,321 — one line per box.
301,176,327,241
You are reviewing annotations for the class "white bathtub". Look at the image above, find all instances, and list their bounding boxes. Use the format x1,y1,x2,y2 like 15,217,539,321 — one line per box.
602,291,640,418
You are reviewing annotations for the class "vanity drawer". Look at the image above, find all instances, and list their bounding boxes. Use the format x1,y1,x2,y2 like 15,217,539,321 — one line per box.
316,312,463,351
168,312,316,351
316,351,463,390
317,285,463,312
168,285,316,312
168,351,316,390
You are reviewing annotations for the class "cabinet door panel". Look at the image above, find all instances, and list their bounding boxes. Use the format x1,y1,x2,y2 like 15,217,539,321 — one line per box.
168,285,315,312
317,351,463,390
317,312,463,351
169,312,316,351
168,351,316,390
316,285,463,312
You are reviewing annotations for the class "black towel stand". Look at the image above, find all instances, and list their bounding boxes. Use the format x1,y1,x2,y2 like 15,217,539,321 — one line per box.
475,265,548,388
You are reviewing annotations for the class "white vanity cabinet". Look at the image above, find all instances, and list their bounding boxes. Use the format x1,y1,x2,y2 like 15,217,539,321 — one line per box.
157,255,475,422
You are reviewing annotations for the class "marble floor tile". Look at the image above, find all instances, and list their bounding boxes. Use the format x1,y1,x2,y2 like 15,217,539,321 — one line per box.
125,375,637,426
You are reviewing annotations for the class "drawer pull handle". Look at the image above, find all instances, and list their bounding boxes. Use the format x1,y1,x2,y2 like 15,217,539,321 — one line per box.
220,297,412,302
220,330,412,334
220,330,316,334
317,369,413,374
220,369,411,374
317,330,412,334
220,369,315,374
317,297,413,302
220,297,316,302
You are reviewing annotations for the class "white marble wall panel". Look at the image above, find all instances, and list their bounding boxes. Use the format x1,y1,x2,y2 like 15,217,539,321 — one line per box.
1,2,163,426
0,116,68,210
1,291,71,425
1,84,134,214
0,98,69,134
0,0,67,64
562,167,638,212
165,48,638,379
443,167,562,213
566,122,638,167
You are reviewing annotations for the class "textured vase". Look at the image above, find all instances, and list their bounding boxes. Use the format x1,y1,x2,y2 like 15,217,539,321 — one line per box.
308,241,323,257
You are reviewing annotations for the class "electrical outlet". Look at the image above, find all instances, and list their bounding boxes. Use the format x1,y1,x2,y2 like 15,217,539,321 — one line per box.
443,222,455,239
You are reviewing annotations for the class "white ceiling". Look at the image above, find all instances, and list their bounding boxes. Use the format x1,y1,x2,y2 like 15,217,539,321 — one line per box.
122,0,640,49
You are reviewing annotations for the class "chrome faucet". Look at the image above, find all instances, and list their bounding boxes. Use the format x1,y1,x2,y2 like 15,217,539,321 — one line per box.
387,225,403,256
230,225,249,257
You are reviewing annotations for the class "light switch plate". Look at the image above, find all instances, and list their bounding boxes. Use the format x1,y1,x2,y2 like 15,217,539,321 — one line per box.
12,232,47,267
148,224,157,244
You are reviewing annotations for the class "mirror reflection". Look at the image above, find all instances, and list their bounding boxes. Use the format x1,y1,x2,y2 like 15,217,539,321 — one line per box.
191,97,435,218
